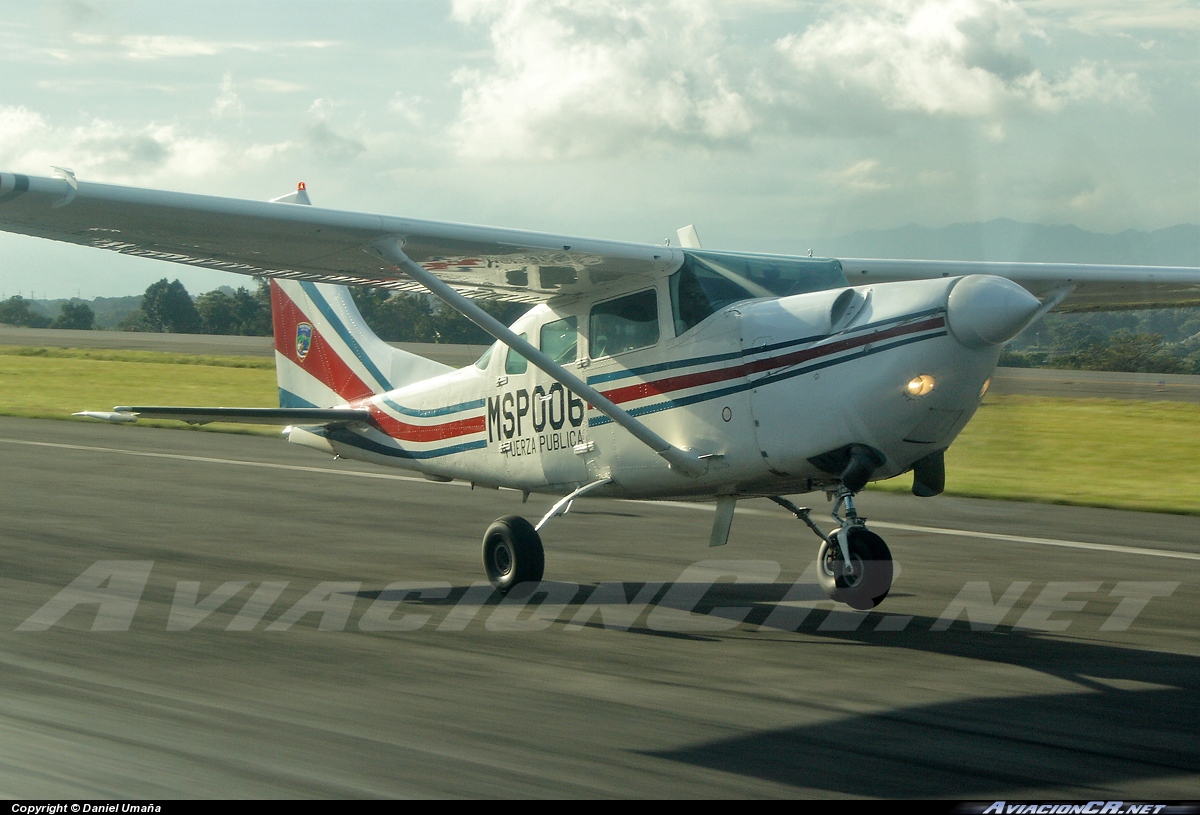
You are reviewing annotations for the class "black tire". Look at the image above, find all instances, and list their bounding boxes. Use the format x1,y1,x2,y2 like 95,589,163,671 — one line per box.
482,515,545,593
816,528,893,610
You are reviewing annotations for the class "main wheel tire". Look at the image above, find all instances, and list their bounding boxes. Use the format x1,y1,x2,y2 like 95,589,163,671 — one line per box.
816,528,893,610
482,515,545,593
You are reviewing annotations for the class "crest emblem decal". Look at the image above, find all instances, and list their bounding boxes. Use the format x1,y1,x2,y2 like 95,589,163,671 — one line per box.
295,322,313,360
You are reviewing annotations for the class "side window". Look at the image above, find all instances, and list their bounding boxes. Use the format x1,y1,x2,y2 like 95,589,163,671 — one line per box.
540,316,577,364
474,341,498,370
505,333,528,374
590,289,659,359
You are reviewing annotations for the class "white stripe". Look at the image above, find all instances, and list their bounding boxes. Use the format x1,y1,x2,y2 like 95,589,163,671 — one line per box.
868,520,1200,561
0,437,460,487
630,500,1200,562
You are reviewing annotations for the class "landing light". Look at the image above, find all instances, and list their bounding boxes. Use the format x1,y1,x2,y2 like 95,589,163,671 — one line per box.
906,374,936,397
980,377,992,398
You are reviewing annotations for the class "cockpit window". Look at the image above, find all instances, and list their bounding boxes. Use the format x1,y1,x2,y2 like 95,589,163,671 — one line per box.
474,342,497,370
540,316,577,364
590,289,659,359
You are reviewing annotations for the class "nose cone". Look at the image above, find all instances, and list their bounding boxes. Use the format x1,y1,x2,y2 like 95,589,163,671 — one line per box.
946,275,1041,348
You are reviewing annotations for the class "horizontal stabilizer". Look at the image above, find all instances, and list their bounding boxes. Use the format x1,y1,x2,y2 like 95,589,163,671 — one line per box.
74,406,370,426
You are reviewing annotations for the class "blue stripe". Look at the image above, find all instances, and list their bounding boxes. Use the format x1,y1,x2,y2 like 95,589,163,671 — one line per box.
278,387,319,409
329,430,487,460
300,281,393,393
586,308,944,386
379,396,486,418
588,330,947,427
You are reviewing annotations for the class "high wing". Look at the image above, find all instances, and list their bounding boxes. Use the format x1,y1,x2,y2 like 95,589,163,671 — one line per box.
2,170,1198,310
841,258,1200,312
0,171,680,304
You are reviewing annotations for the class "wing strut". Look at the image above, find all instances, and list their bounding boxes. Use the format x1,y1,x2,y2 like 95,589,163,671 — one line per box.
369,237,707,477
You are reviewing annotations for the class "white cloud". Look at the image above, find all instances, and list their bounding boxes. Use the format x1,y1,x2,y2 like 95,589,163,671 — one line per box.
773,0,1144,118
64,31,339,61
0,104,289,185
212,73,244,118
446,0,1146,160
1021,0,1200,33
305,99,367,163
117,34,223,60
449,0,754,160
388,93,426,127
831,158,893,192
248,78,306,93
1068,184,1109,212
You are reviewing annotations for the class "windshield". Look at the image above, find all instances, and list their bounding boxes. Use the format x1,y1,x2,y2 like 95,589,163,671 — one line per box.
671,251,846,335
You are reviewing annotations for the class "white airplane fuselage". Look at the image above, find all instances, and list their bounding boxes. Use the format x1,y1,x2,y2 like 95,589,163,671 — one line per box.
290,275,1000,501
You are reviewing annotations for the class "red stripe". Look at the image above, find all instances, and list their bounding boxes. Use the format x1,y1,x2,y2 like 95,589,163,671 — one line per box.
367,405,486,442
271,281,376,403
600,316,945,406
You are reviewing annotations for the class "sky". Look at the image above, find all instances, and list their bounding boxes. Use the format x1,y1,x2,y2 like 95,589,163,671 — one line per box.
1,0,1197,299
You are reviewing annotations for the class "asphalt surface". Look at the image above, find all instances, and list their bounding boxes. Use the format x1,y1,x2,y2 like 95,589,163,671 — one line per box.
2,416,1197,798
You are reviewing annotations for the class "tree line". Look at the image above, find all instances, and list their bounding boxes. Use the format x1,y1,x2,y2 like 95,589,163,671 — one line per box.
5,277,1196,373
1,277,529,346
1001,309,1200,375
0,296,96,330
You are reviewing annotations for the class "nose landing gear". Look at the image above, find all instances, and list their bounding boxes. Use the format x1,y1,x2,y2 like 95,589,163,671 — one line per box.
769,488,894,610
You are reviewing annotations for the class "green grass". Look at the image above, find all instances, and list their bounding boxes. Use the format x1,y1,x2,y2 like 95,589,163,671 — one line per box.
0,346,280,436
870,396,1200,514
2,346,1197,513
0,345,274,368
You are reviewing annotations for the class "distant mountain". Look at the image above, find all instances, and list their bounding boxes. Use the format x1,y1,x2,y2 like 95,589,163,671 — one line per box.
821,220,1200,266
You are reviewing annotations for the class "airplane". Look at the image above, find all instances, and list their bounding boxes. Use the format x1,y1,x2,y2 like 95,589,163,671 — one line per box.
3,168,1198,610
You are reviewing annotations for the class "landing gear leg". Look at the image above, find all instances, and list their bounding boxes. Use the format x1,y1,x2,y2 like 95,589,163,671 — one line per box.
769,488,894,610
480,479,610,594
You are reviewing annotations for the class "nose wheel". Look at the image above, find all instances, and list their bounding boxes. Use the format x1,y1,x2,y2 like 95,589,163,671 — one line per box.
816,527,892,610
769,489,894,610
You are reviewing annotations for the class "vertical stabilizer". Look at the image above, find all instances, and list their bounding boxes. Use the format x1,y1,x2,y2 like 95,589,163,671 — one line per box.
270,280,452,408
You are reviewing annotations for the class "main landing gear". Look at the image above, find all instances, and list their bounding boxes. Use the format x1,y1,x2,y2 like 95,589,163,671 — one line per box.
769,487,894,610
481,478,610,594
482,516,545,593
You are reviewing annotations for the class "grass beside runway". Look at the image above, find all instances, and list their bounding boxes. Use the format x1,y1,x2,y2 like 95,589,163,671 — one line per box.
870,396,1200,514
3,345,1198,513
0,346,279,436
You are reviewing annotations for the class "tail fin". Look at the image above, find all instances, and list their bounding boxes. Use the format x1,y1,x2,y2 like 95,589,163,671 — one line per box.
270,279,452,408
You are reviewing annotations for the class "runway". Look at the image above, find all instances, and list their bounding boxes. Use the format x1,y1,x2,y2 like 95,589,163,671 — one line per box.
0,325,488,368
2,416,1197,797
